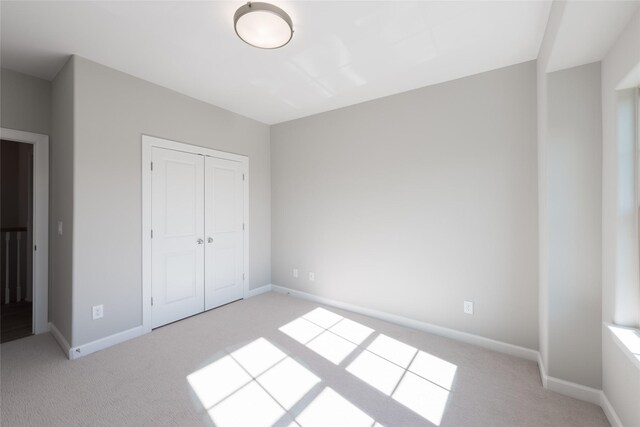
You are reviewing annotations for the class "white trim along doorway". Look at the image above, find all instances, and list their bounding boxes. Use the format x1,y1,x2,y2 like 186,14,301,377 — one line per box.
0,127,50,335
141,135,249,332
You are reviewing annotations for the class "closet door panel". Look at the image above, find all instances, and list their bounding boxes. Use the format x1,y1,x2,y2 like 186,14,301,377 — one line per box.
205,156,244,310
151,147,205,328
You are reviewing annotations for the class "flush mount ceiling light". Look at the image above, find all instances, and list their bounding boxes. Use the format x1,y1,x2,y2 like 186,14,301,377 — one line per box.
234,2,293,49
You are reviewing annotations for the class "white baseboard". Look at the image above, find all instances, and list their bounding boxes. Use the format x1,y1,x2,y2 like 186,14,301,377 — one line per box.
537,353,548,388
49,322,71,359
48,283,626,427
246,284,273,298
56,284,271,361
271,284,538,361
600,392,623,427
69,326,145,360
272,285,624,417
546,375,602,405
537,352,602,405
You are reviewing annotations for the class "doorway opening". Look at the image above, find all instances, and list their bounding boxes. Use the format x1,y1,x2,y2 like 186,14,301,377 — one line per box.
1,140,34,342
0,128,49,342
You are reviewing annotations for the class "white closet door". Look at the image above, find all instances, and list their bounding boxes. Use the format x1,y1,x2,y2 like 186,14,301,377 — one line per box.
204,156,245,310
151,147,205,328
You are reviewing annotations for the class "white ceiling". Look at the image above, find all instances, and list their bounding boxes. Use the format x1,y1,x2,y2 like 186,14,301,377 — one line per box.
1,1,552,124
545,0,640,73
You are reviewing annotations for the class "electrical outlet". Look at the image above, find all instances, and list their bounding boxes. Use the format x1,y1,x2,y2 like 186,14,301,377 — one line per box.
293,268,299,278
309,272,315,282
463,301,474,315
57,221,63,235
92,304,104,320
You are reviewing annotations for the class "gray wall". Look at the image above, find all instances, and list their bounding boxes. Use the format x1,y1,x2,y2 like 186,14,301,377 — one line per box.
536,1,604,391
71,56,271,347
271,61,539,350
545,62,602,389
535,0,566,373
50,57,75,344
1,68,51,135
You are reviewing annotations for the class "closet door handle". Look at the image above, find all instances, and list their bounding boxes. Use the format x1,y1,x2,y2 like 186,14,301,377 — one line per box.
207,237,213,243
197,238,204,245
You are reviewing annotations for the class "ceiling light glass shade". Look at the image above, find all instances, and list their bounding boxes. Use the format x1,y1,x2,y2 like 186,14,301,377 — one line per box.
234,2,293,49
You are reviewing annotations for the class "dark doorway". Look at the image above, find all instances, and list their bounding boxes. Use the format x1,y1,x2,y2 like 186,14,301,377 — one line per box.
1,139,34,343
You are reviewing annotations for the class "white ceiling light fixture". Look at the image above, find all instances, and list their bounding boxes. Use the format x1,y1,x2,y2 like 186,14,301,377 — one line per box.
234,2,293,49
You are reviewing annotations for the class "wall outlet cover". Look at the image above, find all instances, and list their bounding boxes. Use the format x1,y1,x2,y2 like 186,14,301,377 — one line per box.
293,268,299,278
92,304,104,320
309,272,315,282
464,301,474,315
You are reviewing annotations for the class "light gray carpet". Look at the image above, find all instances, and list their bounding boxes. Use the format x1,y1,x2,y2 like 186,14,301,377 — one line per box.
1,292,608,427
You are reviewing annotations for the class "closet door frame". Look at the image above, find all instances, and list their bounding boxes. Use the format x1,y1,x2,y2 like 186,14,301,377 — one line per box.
141,135,249,333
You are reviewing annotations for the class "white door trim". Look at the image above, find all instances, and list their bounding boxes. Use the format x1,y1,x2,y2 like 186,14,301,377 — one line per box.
141,135,249,333
0,127,49,335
